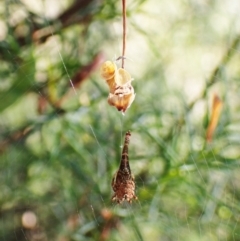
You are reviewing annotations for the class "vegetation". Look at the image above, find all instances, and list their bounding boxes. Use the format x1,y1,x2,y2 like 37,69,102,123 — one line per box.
1,0,240,240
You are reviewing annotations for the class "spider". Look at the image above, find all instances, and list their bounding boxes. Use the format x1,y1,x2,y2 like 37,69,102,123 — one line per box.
111,131,137,203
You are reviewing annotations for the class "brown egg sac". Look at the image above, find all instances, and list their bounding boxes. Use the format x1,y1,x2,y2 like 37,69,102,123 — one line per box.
100,61,135,113
111,131,137,204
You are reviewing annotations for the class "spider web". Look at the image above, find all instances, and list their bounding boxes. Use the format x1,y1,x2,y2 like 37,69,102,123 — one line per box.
1,0,240,240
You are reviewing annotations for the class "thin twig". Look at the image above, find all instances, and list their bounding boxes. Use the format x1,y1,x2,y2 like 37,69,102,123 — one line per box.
188,34,240,110
208,35,240,86
122,0,127,68
32,0,95,43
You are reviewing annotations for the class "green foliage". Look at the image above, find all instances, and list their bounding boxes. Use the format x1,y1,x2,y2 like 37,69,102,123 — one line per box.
1,0,240,240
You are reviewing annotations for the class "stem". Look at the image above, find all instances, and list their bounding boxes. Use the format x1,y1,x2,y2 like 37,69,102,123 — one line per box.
122,0,126,68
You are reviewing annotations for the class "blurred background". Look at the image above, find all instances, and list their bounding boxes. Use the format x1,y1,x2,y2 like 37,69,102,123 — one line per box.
1,0,240,240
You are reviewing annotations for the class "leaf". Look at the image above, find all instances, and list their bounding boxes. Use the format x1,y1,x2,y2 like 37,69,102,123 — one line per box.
0,57,35,112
